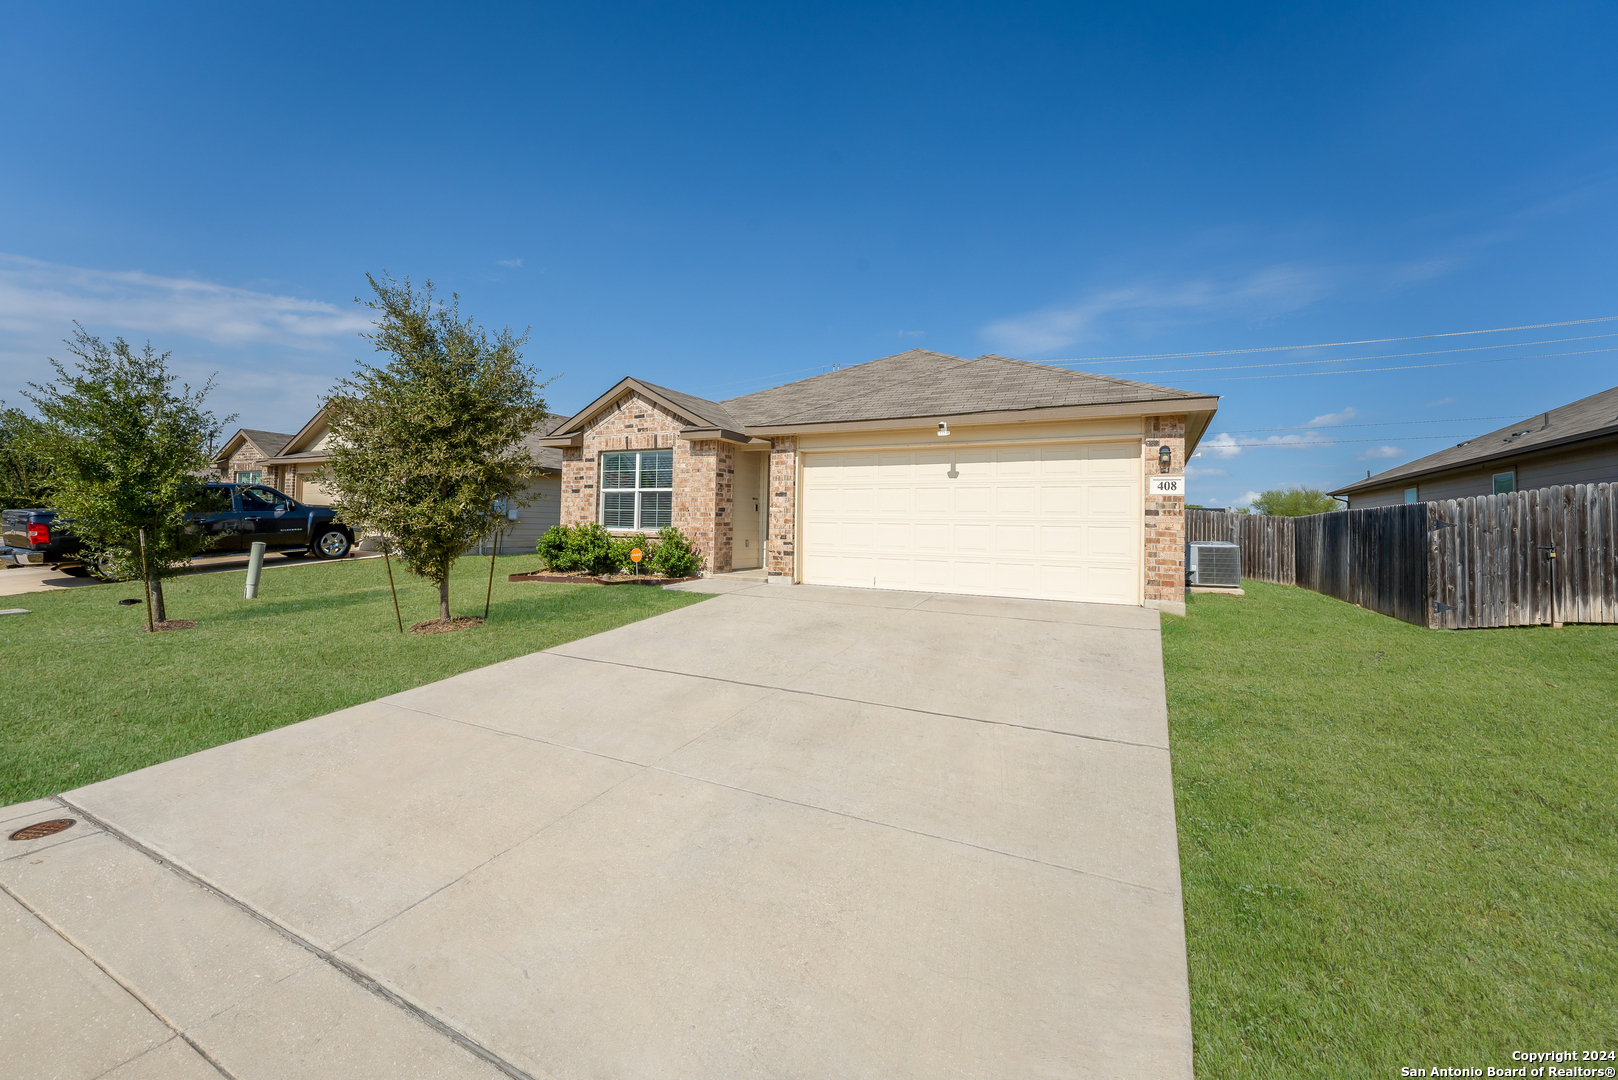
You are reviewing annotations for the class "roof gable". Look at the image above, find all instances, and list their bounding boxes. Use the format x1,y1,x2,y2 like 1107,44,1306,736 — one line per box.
1333,383,1618,495
213,427,294,464
550,377,743,437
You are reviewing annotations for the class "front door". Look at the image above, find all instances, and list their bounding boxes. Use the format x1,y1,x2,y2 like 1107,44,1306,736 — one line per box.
732,451,766,569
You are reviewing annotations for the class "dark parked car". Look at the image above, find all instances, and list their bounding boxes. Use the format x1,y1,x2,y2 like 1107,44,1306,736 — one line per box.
1,483,354,575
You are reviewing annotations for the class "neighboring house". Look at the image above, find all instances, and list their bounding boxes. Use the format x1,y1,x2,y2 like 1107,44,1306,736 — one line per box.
1332,383,1618,508
211,429,295,485
537,349,1217,611
250,407,566,552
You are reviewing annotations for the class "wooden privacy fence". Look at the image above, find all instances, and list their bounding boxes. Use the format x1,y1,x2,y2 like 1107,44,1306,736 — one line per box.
1186,482,1618,628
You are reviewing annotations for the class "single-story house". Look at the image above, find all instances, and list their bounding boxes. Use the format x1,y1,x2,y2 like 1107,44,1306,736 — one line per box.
1331,383,1618,508
211,428,295,485
537,349,1218,611
216,409,566,553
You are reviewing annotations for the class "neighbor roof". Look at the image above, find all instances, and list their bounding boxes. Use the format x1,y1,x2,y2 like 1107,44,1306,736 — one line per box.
1331,383,1618,496
214,428,293,465
721,350,1209,427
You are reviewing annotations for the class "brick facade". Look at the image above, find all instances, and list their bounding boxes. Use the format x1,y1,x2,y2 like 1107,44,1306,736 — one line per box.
766,436,797,579
1142,414,1187,609
219,442,288,492
558,391,735,574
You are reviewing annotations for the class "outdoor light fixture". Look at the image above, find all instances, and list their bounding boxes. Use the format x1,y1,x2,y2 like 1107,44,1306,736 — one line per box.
1158,444,1173,473
937,422,950,436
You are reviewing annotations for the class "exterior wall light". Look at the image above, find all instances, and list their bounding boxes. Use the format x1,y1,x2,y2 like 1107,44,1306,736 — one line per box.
937,422,950,437
1158,444,1173,473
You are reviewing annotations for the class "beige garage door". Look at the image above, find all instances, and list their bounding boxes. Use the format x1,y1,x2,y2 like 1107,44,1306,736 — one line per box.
800,441,1142,604
297,471,335,506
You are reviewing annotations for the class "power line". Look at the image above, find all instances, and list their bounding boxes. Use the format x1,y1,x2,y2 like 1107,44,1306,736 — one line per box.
1177,346,1618,382
1041,314,1618,365
1061,333,1618,376
1216,415,1518,434
1212,434,1472,448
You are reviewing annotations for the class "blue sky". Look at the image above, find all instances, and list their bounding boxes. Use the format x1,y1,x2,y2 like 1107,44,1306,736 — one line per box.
2,1,1614,507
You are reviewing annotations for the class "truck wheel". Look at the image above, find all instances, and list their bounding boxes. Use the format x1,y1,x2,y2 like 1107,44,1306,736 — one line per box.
312,528,351,559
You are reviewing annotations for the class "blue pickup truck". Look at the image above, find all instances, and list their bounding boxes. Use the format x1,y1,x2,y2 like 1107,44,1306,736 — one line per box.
1,482,354,576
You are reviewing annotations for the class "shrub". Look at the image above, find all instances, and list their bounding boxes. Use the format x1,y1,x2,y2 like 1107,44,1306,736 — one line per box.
610,533,651,573
535,523,619,575
648,526,704,578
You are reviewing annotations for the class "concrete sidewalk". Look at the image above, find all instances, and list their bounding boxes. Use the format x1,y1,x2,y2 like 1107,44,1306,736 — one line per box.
2,580,1191,1079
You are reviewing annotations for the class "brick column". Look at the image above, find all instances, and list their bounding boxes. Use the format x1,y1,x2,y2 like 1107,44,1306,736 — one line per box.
766,436,797,580
1143,414,1186,613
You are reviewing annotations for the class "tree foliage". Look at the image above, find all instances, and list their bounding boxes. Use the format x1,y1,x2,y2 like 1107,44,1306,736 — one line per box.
22,328,232,621
1248,487,1342,517
324,275,549,622
0,402,54,511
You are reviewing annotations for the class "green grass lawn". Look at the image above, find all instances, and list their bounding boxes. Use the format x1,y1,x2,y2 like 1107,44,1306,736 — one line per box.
0,553,709,805
1163,582,1616,1078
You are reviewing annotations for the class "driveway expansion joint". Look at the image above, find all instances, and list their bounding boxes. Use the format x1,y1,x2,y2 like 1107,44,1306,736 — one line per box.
548,650,1173,752
0,868,239,1080
50,796,542,1080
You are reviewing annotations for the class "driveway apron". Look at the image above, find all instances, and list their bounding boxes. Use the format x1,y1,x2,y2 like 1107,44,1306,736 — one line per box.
6,579,1192,1079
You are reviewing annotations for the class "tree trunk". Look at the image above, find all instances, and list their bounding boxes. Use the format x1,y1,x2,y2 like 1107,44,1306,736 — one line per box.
439,576,450,622
150,575,168,623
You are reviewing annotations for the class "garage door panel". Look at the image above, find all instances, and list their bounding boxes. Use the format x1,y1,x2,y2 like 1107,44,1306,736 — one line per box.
801,442,1141,606
955,487,994,514
1089,484,1135,517
876,522,911,549
954,524,993,553
914,523,951,551
1087,524,1135,559
995,485,1036,514
996,525,1036,555
877,487,913,513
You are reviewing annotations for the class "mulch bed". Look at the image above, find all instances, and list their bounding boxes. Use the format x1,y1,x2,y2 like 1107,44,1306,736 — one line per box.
409,616,485,635
508,572,699,586
139,619,197,633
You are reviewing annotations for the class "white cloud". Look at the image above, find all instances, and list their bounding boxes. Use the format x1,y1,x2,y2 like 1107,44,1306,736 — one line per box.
0,253,374,349
898,329,925,338
497,259,523,268
1199,429,1335,459
979,263,1334,355
1235,490,1264,507
1356,445,1405,460
1187,464,1228,478
1306,406,1357,426
1426,396,1457,408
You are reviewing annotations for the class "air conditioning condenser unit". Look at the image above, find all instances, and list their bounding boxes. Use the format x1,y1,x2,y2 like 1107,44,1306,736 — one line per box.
1187,541,1241,587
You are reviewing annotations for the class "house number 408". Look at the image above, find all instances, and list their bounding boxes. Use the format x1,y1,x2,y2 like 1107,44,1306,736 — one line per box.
1150,476,1184,496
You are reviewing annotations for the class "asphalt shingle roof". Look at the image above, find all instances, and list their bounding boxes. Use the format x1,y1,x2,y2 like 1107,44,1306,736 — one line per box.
718,349,1209,427
518,413,571,471
1332,383,1618,495
240,429,294,456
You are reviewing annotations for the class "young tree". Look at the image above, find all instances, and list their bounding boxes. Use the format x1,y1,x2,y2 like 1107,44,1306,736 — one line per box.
23,328,232,623
1248,487,1343,516
0,402,54,510
324,274,549,624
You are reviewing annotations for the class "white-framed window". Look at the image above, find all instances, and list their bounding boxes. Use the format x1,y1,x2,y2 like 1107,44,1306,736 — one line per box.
600,449,673,530
235,470,262,484
1403,486,1419,504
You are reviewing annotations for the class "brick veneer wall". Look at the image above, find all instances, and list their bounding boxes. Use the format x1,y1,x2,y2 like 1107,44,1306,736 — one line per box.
1143,414,1187,607
558,391,733,574
766,436,797,578
220,444,286,491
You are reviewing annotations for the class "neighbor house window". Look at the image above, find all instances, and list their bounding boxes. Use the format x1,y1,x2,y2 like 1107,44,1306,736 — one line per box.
1403,487,1419,504
235,470,262,484
600,449,673,530
1493,471,1515,494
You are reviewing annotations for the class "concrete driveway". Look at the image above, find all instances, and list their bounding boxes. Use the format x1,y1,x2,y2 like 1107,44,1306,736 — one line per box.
0,578,1191,1079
